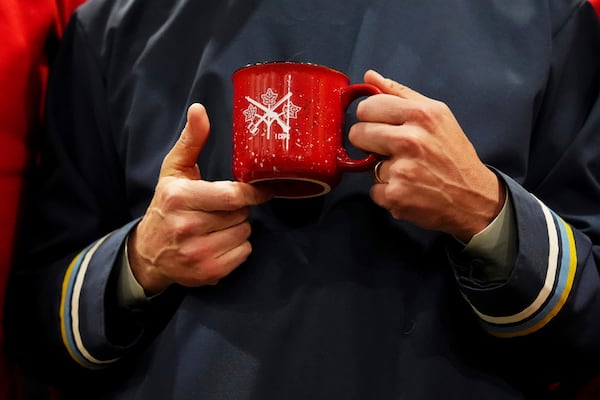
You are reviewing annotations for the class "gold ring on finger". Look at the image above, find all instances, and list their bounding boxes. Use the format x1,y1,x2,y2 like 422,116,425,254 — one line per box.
373,160,387,184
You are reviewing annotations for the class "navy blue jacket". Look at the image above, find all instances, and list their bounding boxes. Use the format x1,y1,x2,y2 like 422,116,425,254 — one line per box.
6,0,600,398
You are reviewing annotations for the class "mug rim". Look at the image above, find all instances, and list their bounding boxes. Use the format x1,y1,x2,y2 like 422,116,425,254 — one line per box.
233,61,348,79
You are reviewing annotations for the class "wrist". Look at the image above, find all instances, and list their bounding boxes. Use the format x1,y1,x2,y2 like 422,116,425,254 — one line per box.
127,224,173,296
453,170,506,243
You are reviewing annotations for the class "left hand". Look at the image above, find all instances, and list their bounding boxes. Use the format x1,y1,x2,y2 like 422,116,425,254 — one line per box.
349,70,505,243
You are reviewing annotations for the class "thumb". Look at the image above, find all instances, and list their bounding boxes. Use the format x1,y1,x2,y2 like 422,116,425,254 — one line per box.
364,69,429,101
160,103,210,179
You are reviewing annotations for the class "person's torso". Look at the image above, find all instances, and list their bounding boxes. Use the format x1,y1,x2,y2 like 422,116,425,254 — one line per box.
69,1,574,398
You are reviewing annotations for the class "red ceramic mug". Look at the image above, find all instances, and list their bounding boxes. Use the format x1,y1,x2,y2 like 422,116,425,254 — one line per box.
232,62,381,199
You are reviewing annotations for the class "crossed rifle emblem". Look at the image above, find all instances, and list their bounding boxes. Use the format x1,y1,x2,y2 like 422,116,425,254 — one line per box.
243,88,301,150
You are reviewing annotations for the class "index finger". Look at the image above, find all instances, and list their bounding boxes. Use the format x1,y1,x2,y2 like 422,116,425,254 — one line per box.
364,70,430,102
174,179,273,212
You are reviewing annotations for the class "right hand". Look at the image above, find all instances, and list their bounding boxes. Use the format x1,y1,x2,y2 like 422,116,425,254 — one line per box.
128,103,272,295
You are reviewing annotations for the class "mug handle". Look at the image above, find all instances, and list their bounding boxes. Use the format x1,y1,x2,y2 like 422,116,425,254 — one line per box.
337,83,382,171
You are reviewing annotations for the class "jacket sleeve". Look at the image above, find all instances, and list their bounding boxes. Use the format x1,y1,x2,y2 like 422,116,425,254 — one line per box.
4,13,178,383
450,0,600,380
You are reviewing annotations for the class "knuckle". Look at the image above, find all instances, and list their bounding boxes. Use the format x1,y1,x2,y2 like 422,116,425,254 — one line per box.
412,100,449,131
386,79,400,92
177,243,203,265
182,256,223,285
391,161,419,181
384,183,409,209
156,180,187,209
410,105,434,125
169,217,193,240
201,260,224,282
433,99,451,113
390,135,424,156
189,238,213,259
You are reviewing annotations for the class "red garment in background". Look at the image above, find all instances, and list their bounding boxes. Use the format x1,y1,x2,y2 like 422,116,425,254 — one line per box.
591,0,600,17
0,1,85,398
